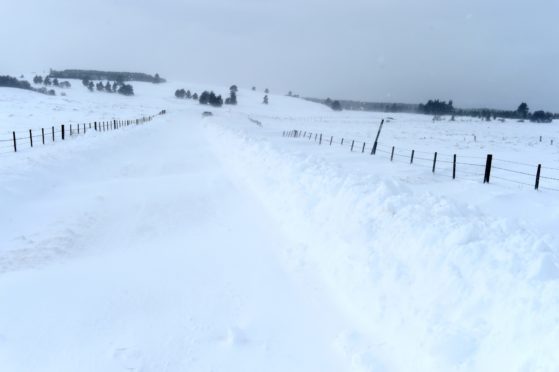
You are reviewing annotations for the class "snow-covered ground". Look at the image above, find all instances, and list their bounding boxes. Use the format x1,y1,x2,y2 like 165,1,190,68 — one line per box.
1,79,558,371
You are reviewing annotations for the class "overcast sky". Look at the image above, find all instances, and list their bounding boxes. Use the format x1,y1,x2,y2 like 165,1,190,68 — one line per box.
2,0,558,111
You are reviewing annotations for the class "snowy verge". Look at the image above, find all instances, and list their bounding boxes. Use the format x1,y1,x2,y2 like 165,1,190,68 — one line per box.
205,121,559,372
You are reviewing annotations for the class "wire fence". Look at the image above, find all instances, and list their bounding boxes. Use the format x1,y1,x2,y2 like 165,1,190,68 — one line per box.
0,110,167,156
282,129,559,192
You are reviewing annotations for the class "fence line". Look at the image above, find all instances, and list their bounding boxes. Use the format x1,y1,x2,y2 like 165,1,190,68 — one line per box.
0,110,167,156
282,129,559,192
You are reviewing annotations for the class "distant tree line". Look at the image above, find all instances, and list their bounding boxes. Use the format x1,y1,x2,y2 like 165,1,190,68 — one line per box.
82,78,134,96
451,102,554,123
306,98,419,113
49,69,165,83
33,75,71,88
305,97,557,123
0,75,56,96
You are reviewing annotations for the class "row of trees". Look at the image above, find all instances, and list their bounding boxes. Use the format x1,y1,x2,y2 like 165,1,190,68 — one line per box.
49,69,165,83
175,85,239,107
309,97,556,123
1,75,56,95
450,102,554,123
33,75,71,88
82,79,134,96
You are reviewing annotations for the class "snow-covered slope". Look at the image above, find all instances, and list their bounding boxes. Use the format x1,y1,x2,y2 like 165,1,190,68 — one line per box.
1,80,558,371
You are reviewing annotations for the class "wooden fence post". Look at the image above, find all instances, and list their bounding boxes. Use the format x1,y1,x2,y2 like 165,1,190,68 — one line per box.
42,128,45,145
84,124,86,134
319,134,322,145
453,154,456,179
61,125,65,140
77,124,80,135
535,164,541,190
391,146,395,161
432,152,437,173
483,154,493,183
94,121,97,131
12,132,17,152
350,140,354,152
341,138,344,145
330,136,333,145
70,124,72,136
410,150,415,164
362,142,366,153
29,130,33,147
52,126,55,142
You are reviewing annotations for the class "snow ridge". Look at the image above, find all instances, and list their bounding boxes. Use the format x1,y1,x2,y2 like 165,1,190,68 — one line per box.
207,121,559,371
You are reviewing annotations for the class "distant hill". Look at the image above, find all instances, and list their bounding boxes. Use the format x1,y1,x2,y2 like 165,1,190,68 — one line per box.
49,69,165,83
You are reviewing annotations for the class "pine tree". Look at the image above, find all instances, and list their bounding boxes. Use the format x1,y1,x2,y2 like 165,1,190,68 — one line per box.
117,84,134,96
199,91,210,105
517,102,529,119
331,100,342,111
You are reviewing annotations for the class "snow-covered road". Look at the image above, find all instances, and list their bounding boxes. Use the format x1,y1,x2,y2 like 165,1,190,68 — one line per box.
0,110,349,371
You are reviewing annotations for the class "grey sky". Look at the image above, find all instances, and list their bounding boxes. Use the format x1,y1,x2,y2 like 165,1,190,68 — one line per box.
2,0,559,111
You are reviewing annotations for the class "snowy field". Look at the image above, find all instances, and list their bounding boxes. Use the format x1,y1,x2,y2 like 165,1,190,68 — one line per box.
1,79,559,371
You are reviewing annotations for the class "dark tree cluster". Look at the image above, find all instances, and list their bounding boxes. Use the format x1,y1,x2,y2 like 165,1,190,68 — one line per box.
32,75,71,89
199,91,223,107
81,78,133,96
419,100,454,115
49,69,165,83
117,84,134,96
0,75,31,90
324,98,342,111
530,110,554,123
180,85,238,106
0,75,55,96
175,88,192,99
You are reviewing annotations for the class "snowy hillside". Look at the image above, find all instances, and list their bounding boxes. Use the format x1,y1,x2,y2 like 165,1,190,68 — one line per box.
1,79,558,371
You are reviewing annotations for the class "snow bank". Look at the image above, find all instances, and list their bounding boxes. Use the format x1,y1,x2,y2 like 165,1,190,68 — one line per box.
206,121,559,371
